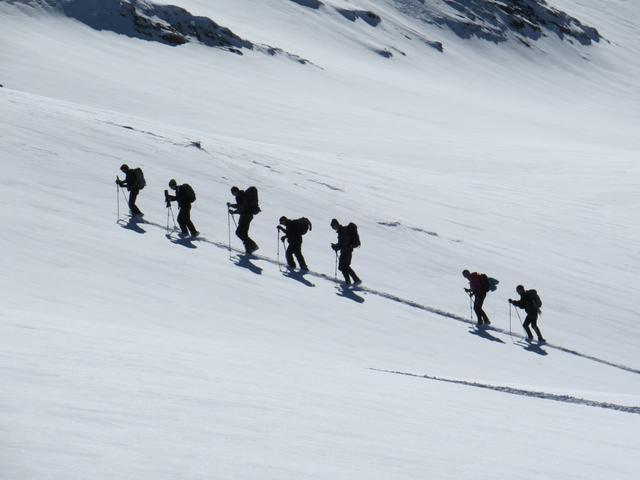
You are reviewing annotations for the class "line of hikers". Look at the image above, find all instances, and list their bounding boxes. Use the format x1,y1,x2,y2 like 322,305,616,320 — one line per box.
116,164,362,285
117,164,544,339
462,270,545,342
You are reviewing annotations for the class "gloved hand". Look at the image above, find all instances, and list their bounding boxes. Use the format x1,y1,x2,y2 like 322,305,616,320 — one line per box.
116,179,123,186
331,243,339,252
281,236,287,242
508,299,514,304
464,288,471,293
226,202,231,207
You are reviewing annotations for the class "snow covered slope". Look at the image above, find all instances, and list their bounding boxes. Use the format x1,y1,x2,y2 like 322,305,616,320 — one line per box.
1,0,639,478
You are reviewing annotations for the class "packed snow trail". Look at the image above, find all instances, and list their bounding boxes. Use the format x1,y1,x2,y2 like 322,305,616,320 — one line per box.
371,369,640,415
123,215,640,378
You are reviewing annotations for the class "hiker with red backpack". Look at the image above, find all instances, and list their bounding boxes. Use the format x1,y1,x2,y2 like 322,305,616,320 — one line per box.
277,216,311,271
331,218,361,286
462,269,498,326
228,186,260,254
509,285,546,342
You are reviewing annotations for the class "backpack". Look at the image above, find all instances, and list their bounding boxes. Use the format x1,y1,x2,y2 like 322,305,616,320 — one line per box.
479,274,498,292
292,217,312,235
529,289,542,311
245,186,260,215
133,168,146,190
347,222,361,248
182,184,196,203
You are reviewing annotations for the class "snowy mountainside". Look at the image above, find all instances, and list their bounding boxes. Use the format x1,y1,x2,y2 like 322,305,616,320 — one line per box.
2,85,639,480
8,0,604,61
1,0,640,478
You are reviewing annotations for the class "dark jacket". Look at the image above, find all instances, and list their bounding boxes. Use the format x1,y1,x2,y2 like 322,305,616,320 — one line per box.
513,290,539,314
467,272,488,295
121,168,141,191
335,225,352,251
282,218,310,241
168,184,194,207
230,191,250,215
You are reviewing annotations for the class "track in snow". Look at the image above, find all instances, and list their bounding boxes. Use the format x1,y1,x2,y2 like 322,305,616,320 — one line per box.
371,368,640,415
118,214,640,378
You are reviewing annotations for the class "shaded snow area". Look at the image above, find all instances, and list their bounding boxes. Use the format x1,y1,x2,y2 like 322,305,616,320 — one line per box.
1,0,640,479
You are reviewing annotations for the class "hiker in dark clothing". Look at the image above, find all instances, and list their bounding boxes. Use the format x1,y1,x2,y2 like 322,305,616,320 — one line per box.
509,285,545,342
463,269,491,326
331,218,361,285
227,186,258,254
116,164,144,216
166,179,199,237
278,216,310,271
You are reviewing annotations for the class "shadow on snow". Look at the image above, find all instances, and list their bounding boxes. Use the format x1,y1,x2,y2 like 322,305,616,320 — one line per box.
134,221,640,377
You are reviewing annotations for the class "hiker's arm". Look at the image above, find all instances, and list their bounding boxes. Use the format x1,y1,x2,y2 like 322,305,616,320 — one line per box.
510,299,524,308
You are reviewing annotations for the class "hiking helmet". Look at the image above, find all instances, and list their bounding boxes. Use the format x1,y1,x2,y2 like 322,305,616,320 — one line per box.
279,216,287,225
330,218,339,228
168,179,177,189
462,269,470,277
120,164,129,172
516,285,525,293
231,186,239,194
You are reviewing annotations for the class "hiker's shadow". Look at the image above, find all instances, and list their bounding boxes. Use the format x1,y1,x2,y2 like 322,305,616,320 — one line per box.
336,285,365,304
519,341,549,356
282,269,315,287
469,327,505,344
234,255,263,275
166,233,197,249
118,217,146,234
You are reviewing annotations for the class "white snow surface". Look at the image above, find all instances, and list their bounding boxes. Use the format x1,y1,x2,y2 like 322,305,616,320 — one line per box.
1,0,639,478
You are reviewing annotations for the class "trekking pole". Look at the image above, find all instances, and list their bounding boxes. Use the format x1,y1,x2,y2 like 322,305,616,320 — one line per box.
117,181,130,220
515,307,524,329
276,227,281,269
167,203,178,233
168,204,178,231
116,180,120,222
118,183,129,207
228,210,232,257
334,251,338,280
469,292,473,322
509,302,514,343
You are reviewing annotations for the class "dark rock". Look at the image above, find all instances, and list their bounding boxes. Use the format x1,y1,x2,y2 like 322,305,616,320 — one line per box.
394,0,600,46
57,0,311,63
337,9,382,27
289,0,323,9
375,49,393,58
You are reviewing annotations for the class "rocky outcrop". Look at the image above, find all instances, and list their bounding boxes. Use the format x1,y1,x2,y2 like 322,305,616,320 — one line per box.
391,0,600,46
336,9,382,27
48,0,311,63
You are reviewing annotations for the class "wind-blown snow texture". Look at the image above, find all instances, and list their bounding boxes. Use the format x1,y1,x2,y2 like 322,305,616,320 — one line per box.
1,0,639,478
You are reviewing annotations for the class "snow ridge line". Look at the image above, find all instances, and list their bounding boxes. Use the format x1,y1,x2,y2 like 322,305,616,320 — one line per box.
127,220,640,377
370,368,640,415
